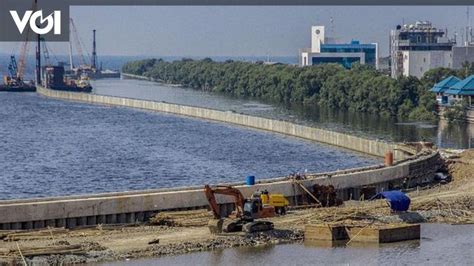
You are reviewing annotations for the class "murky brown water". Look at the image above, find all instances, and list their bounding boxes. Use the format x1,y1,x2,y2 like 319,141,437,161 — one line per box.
102,224,473,265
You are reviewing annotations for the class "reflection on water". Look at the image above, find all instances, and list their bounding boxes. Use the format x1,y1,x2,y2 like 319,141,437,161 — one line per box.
102,224,473,265
437,121,474,149
94,79,473,149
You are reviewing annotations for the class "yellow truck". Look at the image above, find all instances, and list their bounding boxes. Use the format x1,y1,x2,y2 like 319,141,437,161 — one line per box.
258,190,289,215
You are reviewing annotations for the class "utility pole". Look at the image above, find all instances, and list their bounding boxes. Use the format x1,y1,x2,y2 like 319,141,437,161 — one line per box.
92,29,97,70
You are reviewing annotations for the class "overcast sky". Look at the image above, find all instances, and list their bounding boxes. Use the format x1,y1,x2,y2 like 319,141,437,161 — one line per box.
0,6,472,57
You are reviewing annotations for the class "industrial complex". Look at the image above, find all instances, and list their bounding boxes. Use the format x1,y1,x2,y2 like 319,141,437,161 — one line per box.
389,21,456,78
300,21,474,79
390,21,474,78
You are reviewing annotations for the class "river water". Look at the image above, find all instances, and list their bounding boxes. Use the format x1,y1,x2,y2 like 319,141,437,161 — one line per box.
94,78,474,149
0,91,377,200
102,224,473,265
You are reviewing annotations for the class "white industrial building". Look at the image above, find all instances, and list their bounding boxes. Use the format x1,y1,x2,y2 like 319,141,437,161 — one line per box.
300,26,379,69
399,51,453,78
390,21,456,78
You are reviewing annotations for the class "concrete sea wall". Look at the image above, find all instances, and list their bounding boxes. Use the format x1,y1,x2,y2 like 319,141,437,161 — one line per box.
121,73,163,82
37,85,409,159
0,85,441,230
0,150,439,230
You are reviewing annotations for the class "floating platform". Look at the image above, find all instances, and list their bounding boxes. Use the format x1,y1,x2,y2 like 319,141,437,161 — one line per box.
0,84,36,92
305,224,348,241
347,224,420,243
48,85,93,93
305,223,420,244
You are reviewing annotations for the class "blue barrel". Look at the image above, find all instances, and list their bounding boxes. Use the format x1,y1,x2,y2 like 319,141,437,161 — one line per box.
246,176,255,186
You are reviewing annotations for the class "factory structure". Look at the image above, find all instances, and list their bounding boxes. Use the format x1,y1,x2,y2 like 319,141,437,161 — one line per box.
390,21,474,78
390,21,455,78
300,26,379,69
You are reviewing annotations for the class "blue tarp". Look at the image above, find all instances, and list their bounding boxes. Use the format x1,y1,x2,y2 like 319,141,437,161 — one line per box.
370,191,411,212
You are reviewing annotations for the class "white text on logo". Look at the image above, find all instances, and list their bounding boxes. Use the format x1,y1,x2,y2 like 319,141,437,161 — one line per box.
10,10,61,35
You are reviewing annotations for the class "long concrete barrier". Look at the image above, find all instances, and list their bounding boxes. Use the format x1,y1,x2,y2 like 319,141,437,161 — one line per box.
0,86,441,230
0,150,440,229
36,85,411,159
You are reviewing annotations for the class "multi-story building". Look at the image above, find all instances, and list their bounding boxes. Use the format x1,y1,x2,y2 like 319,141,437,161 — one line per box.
390,21,456,78
300,26,378,69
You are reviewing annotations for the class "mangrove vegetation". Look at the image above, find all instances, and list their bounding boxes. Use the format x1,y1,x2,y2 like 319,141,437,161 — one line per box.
123,59,474,121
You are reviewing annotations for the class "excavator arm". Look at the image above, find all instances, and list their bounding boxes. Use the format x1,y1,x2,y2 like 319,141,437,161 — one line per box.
204,185,245,219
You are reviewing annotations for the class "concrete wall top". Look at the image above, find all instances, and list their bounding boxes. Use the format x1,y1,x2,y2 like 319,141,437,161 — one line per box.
0,151,438,223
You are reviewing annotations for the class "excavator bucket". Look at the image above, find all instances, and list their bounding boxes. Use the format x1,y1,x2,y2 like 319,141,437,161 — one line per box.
208,219,224,234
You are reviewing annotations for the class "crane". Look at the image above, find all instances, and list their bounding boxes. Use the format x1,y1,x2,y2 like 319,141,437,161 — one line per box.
3,0,36,87
16,35,30,82
69,18,91,69
4,40,30,87
17,0,39,82
40,37,51,66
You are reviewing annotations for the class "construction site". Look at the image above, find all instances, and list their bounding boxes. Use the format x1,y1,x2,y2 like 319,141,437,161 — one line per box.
1,2,119,93
0,34,35,92
0,2,472,265
0,149,471,265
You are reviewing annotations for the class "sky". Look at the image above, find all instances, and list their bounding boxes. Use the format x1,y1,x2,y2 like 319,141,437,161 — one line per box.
0,6,473,58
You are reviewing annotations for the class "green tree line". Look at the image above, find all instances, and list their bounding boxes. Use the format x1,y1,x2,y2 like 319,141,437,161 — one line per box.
122,59,474,121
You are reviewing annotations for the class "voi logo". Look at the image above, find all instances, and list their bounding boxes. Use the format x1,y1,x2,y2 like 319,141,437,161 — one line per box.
9,10,61,35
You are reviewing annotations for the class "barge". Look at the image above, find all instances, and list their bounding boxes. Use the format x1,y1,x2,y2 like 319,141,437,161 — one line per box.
0,83,36,92
43,65,93,93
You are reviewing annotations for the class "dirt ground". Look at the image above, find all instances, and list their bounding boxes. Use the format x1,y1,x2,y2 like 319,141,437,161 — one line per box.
0,150,472,265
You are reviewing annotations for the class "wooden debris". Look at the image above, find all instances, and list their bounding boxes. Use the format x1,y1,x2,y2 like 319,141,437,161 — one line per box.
293,180,321,206
2,245,84,257
2,228,69,242
16,243,26,266
149,209,213,227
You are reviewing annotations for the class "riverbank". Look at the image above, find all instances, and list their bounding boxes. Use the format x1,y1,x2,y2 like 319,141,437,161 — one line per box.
0,150,471,265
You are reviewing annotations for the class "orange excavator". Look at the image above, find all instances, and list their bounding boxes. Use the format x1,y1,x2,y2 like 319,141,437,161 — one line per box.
204,185,275,234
